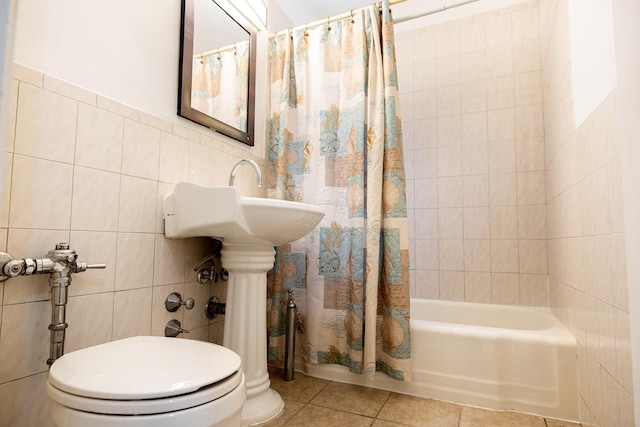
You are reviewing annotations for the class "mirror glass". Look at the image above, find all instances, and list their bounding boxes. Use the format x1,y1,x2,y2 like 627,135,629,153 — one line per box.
179,0,257,145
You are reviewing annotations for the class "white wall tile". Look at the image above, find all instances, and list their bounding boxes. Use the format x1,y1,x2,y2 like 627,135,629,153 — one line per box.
122,119,161,180
414,118,438,148
487,108,515,141
460,20,485,53
491,272,520,304
519,274,547,306
485,14,512,47
153,235,186,286
437,145,462,176
439,270,464,301
460,51,486,83
436,56,461,87
0,301,50,382
75,104,123,173
115,232,156,291
71,166,120,232
490,206,518,239
159,132,190,184
464,271,491,302
0,153,12,228
491,239,519,273
518,205,546,239
511,7,540,42
517,171,546,205
14,83,77,164
10,156,73,230
464,239,491,272
112,287,152,340
436,26,460,58
461,81,487,113
438,208,463,239
518,239,547,274
414,149,438,179
461,112,488,144
521,39,543,75
69,231,117,296
486,76,514,110
415,209,439,239
118,176,157,233
44,75,96,105
462,143,488,175
489,172,518,206
414,239,438,270
437,86,461,117
488,140,516,173
515,104,545,138
462,174,489,207
438,176,463,207
514,71,543,106
486,44,514,78
65,293,114,353
412,60,436,91
0,373,52,427
414,89,437,119
463,207,490,239
516,137,545,171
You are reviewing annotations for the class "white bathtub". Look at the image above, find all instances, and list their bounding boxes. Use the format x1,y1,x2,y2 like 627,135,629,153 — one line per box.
300,298,578,421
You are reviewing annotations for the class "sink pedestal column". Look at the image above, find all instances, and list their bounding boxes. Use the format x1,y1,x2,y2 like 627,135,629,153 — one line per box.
221,244,283,426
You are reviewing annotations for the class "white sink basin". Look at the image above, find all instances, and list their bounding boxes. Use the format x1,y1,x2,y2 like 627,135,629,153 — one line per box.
164,183,324,246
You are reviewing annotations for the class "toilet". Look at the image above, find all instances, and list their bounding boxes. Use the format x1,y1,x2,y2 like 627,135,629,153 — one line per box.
46,336,246,427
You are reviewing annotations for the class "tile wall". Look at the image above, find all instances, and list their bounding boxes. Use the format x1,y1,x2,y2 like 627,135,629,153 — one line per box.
540,0,634,425
396,0,548,305
0,63,264,426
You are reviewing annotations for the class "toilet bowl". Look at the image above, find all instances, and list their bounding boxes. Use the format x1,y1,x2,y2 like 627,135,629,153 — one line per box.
46,336,246,427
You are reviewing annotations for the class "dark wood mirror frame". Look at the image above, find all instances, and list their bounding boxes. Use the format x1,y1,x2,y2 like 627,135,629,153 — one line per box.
178,0,257,146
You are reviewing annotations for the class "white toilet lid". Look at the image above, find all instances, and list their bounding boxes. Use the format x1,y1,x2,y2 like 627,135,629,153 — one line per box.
48,336,242,400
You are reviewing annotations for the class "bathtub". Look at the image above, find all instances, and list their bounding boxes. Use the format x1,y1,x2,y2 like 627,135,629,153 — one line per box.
300,298,578,421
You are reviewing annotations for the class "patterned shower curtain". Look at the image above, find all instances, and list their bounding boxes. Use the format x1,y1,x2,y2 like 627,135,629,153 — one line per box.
191,41,250,131
267,0,411,381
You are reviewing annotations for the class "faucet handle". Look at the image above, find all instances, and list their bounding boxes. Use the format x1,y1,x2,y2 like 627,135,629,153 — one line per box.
165,319,189,337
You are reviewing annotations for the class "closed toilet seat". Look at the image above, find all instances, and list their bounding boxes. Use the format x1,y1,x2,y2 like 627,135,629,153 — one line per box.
47,336,246,427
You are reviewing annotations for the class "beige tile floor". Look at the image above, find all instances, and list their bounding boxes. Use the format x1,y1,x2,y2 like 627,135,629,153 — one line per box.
259,367,582,427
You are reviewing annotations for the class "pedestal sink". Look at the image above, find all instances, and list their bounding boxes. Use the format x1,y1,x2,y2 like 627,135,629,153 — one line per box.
164,183,324,425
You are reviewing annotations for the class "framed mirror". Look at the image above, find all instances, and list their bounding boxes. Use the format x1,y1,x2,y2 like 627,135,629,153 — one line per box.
179,0,257,146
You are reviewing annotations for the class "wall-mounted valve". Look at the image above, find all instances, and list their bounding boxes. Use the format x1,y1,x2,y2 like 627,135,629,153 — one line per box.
205,296,226,319
165,319,189,337
0,243,105,366
165,292,194,312
193,240,228,284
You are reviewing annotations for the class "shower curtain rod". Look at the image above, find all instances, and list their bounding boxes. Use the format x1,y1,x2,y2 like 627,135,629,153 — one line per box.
269,0,482,39
393,0,482,24
268,0,406,39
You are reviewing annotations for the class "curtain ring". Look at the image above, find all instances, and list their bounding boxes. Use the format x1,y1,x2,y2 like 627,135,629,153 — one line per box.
350,10,355,24
304,24,309,37
326,17,331,31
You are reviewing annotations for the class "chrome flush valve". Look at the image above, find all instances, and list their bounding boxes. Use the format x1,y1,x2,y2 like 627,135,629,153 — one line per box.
0,242,105,280
0,242,106,366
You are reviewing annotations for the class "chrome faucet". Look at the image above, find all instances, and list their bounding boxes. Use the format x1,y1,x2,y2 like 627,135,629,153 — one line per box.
228,159,262,187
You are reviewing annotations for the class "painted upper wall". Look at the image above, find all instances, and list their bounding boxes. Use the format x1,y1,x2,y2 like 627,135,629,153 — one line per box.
12,0,268,154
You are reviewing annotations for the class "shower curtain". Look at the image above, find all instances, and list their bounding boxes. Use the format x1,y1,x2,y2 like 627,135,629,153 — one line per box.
267,0,411,381
191,41,250,131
